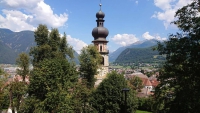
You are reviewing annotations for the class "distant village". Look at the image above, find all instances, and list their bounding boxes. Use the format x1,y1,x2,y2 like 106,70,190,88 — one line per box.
0,63,159,98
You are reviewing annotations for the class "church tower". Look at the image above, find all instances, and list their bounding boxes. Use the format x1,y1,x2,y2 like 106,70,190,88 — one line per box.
92,3,109,84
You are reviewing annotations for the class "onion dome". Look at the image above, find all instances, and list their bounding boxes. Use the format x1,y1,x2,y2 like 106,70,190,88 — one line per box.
92,26,109,39
96,11,105,19
92,3,109,40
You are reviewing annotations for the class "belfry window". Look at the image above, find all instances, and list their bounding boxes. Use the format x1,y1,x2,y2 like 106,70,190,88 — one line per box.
100,45,102,52
101,56,104,65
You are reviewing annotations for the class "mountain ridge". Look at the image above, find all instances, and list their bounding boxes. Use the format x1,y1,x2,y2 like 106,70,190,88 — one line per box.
0,28,79,64
109,39,160,62
114,46,165,64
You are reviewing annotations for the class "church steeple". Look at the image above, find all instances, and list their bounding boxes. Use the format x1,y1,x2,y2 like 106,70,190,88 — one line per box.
92,2,109,85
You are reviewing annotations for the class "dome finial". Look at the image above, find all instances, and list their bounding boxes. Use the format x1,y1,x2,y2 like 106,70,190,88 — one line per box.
99,0,102,10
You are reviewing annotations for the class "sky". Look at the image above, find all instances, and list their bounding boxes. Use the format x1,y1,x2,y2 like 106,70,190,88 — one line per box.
0,0,193,53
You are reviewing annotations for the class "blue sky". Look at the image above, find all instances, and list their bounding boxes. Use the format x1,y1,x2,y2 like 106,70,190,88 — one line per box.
0,0,192,53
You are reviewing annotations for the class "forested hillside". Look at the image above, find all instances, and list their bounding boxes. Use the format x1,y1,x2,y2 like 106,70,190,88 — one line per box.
115,47,165,64
109,39,158,62
0,42,18,64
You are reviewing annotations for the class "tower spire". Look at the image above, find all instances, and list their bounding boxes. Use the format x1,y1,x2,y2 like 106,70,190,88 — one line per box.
100,3,102,11
100,0,102,10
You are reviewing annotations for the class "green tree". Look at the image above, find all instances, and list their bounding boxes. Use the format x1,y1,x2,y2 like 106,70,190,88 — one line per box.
138,96,154,112
30,24,51,66
30,25,74,66
60,33,74,59
128,76,143,92
72,80,94,113
49,28,63,58
20,24,78,112
8,53,30,112
20,58,78,112
0,69,9,111
9,81,27,112
16,53,30,81
79,45,102,88
91,71,138,113
154,1,200,113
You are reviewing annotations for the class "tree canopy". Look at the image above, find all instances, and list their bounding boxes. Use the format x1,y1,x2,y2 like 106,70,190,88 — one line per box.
30,24,74,66
16,52,30,81
91,71,138,113
19,24,79,112
79,44,102,88
154,1,200,113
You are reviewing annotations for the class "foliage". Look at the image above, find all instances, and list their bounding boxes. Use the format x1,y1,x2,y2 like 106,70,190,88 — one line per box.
128,76,143,92
60,33,74,59
19,24,79,112
115,47,165,64
0,89,9,110
79,44,102,88
30,24,74,66
137,97,154,112
9,81,28,112
16,53,30,81
1,53,31,112
91,71,138,113
72,80,95,113
0,69,9,110
136,110,152,113
154,1,200,113
20,58,78,112
0,68,4,75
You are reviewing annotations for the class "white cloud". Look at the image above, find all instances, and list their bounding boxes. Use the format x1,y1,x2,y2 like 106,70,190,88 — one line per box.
142,32,154,40
0,0,68,31
0,10,35,31
152,0,192,29
142,32,167,41
111,34,139,46
0,0,41,7
67,35,88,54
0,0,86,54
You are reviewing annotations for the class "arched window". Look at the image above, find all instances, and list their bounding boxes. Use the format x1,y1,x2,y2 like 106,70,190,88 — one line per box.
100,45,102,52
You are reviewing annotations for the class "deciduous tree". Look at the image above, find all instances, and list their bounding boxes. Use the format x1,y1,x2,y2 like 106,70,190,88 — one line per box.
20,24,78,112
91,71,138,113
154,1,200,113
128,76,143,92
16,52,30,81
79,45,102,88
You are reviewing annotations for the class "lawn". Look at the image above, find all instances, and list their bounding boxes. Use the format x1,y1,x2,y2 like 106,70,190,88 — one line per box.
136,110,152,113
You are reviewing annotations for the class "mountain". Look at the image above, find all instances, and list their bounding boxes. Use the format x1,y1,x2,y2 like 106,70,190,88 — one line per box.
0,28,35,53
0,41,18,64
115,47,165,64
0,28,35,64
109,39,159,62
0,28,79,64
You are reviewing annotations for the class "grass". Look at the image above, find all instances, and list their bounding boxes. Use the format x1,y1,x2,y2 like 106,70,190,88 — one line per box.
136,110,152,113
